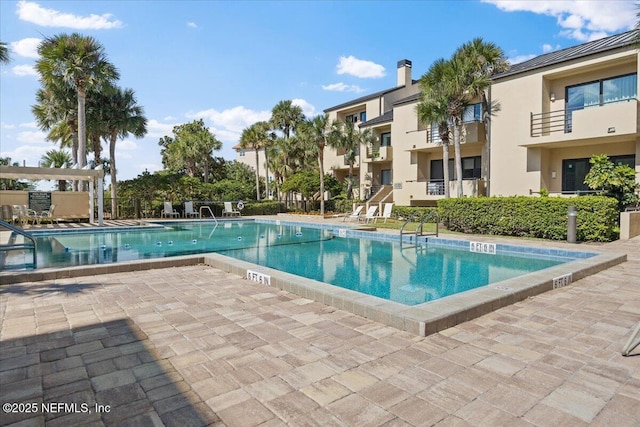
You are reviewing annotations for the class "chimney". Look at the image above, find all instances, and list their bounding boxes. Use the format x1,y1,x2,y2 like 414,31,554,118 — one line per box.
397,59,412,87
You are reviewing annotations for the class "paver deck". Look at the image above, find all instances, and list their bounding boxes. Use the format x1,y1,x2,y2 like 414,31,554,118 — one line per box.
0,229,638,426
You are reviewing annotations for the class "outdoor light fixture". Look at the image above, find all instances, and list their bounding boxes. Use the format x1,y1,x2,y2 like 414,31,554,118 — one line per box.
550,92,556,102
608,127,616,133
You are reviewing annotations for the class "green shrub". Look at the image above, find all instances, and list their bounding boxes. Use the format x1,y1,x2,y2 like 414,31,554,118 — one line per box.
392,206,437,222
438,196,619,242
241,201,285,215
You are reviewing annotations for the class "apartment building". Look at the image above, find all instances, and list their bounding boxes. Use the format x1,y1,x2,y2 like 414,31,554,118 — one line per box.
236,30,638,206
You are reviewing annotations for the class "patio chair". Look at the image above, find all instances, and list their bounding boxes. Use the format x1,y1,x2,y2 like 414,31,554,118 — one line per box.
12,205,38,226
343,205,364,222
374,203,394,223
184,201,199,218
162,202,179,218
222,201,241,217
38,204,57,224
360,206,378,223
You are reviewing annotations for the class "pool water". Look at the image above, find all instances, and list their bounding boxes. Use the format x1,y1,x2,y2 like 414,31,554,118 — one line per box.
18,221,570,305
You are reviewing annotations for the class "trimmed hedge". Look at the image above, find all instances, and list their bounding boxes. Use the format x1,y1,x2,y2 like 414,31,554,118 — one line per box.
392,206,437,221
438,196,619,242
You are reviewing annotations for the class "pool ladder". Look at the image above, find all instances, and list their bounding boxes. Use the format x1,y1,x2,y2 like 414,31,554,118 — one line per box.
400,211,439,247
199,206,218,225
0,219,37,270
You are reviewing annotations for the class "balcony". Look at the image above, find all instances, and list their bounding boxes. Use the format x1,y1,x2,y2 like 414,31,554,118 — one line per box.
364,145,393,162
404,179,486,200
418,121,486,150
528,99,638,146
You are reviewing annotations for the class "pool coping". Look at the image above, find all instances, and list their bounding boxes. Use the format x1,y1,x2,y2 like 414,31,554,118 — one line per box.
0,219,627,336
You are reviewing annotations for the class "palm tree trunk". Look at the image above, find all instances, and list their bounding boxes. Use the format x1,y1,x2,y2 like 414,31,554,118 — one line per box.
110,133,118,219
77,87,87,191
264,151,270,200
70,124,78,191
254,149,261,201
453,120,463,198
318,149,325,215
442,142,450,198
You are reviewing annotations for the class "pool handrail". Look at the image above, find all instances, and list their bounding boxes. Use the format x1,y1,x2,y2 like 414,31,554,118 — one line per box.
0,219,37,269
416,211,439,238
199,206,218,225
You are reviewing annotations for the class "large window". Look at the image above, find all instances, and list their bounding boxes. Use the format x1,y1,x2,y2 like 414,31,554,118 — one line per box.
462,103,482,123
562,154,635,193
566,73,637,132
430,156,482,181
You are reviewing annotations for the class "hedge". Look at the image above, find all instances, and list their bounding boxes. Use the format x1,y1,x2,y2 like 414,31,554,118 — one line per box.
437,196,619,242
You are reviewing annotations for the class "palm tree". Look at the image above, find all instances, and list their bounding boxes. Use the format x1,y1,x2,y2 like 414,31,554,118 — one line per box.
36,33,119,190
327,119,362,200
0,41,9,64
299,114,330,214
40,149,72,190
239,121,271,200
418,58,459,198
101,86,147,218
455,38,508,196
271,100,305,139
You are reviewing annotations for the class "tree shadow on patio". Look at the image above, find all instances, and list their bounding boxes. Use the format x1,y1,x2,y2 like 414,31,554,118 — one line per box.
0,318,219,426
0,282,103,296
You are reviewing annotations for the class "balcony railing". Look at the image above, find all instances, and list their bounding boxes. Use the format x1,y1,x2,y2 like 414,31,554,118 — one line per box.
531,98,637,137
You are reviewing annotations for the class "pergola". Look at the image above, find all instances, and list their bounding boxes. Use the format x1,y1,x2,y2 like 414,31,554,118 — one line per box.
0,165,105,226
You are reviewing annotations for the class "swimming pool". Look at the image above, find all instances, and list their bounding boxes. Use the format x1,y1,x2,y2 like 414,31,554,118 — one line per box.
4,220,593,306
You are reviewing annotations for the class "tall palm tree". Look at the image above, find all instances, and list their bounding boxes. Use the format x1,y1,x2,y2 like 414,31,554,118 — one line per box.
328,119,362,200
455,38,508,196
40,149,72,191
271,100,305,139
0,41,9,64
101,86,147,218
239,121,271,200
36,33,119,189
299,114,330,214
418,58,460,198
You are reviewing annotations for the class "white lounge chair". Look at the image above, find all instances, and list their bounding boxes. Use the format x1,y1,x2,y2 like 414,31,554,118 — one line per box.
360,206,378,223
223,201,241,217
344,205,364,222
162,202,179,218
374,203,394,223
12,205,38,226
184,201,199,218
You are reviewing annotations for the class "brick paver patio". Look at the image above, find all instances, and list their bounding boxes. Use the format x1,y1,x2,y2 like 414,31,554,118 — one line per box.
1,236,638,426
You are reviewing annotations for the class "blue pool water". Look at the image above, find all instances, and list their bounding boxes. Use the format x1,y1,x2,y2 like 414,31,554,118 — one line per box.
11,221,583,305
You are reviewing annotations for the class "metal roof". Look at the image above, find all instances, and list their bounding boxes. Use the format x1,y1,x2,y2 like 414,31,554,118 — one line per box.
323,80,419,113
0,165,104,181
495,30,638,79
360,110,393,127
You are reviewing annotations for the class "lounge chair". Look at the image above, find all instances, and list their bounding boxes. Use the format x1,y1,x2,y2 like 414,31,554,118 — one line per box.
12,205,38,226
162,202,180,218
360,206,378,223
223,201,241,217
344,205,364,222
184,201,199,218
374,203,394,223
38,204,57,224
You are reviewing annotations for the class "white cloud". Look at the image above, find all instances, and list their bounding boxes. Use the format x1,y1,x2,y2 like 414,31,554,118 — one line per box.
0,144,49,166
507,54,537,65
10,37,41,58
16,0,123,29
322,82,365,93
292,99,316,117
17,130,48,144
188,106,271,142
163,116,176,121
146,119,177,139
117,139,138,151
482,0,636,41
187,22,198,28
542,43,560,53
19,122,38,129
12,64,37,76
1,122,16,130
336,56,386,78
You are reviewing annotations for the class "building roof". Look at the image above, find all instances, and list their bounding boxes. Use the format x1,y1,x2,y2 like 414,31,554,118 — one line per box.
360,110,393,127
495,30,638,79
393,92,421,106
323,80,419,113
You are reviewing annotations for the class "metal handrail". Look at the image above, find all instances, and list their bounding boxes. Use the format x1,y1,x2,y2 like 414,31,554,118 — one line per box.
400,213,418,239
199,206,218,225
416,211,439,239
0,219,37,268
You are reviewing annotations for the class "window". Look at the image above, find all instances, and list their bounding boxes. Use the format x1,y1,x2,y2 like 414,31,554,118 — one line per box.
239,150,245,157
360,111,367,122
380,132,391,147
430,156,481,180
462,103,482,123
566,73,637,132
562,154,635,192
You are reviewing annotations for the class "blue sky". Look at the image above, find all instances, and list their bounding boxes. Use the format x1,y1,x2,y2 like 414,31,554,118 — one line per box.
0,0,636,188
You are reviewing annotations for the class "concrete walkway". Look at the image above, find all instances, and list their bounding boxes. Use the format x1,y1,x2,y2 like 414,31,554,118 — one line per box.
0,235,638,426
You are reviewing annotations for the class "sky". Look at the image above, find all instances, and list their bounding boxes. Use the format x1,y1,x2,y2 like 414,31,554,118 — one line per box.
0,0,637,189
